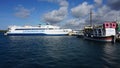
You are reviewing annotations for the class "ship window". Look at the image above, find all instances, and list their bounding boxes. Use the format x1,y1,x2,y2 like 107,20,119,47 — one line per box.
15,28,46,30
15,29,32,30
31,28,46,30
49,28,54,30
98,29,101,33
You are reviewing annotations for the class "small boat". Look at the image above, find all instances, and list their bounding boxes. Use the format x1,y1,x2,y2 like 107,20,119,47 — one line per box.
5,24,72,36
83,22,117,43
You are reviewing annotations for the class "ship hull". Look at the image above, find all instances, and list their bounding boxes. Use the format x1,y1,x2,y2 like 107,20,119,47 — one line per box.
84,36,115,42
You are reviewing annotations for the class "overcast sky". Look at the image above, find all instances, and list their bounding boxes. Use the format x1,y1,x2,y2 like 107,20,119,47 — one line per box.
0,0,120,29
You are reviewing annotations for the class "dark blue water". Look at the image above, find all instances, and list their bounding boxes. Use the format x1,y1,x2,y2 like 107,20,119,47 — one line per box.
0,33,120,68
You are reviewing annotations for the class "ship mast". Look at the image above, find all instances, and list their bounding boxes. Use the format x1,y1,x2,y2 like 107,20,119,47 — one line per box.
90,9,92,27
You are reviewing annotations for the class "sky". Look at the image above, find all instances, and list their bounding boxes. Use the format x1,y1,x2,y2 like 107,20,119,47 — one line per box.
0,0,120,29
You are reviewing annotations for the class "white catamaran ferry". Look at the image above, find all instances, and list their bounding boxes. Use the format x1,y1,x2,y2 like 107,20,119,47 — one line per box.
5,24,72,36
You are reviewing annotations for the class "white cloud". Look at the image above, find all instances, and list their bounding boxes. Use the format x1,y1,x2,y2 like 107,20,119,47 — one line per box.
43,7,67,24
69,1,120,29
70,1,120,29
59,0,68,7
43,0,68,24
41,0,120,29
87,5,120,24
107,0,120,10
63,18,86,29
103,10,120,21
94,0,103,6
97,5,110,15
14,5,35,18
71,2,94,18
38,0,68,7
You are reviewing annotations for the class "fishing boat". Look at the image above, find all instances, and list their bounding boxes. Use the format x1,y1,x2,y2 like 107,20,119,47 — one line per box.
4,24,72,36
83,22,117,42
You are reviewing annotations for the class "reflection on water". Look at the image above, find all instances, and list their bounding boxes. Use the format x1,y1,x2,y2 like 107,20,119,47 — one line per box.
103,43,116,55
102,43,120,68
0,35,120,68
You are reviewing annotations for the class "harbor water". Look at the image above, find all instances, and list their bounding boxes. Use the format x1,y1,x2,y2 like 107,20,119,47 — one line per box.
0,33,120,68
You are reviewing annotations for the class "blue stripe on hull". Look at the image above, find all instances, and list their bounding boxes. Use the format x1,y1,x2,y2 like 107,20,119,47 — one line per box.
6,33,68,36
